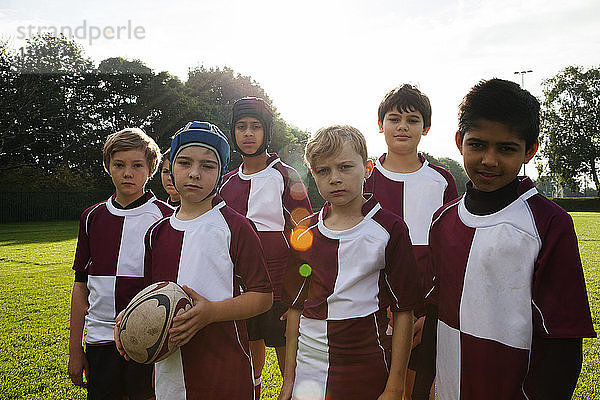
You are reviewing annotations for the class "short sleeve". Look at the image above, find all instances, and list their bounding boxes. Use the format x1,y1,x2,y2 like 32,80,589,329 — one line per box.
443,173,459,204
282,246,310,310
532,210,595,338
73,209,92,272
425,162,459,204
229,213,273,294
154,200,176,217
385,219,422,312
143,225,154,287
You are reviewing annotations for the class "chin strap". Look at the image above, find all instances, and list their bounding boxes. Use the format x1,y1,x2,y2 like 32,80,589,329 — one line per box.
234,139,268,157
200,183,219,202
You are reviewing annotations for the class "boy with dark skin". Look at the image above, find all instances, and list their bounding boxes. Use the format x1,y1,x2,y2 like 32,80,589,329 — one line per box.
429,79,595,400
219,97,311,397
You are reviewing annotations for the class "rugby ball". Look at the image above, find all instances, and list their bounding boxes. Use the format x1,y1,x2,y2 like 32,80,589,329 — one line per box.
119,281,192,364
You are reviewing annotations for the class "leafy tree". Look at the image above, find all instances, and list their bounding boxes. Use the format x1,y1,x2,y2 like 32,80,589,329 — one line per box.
94,57,154,131
0,38,313,198
185,65,311,172
0,34,96,172
185,66,268,128
539,66,600,197
436,157,468,195
0,37,199,188
142,71,201,150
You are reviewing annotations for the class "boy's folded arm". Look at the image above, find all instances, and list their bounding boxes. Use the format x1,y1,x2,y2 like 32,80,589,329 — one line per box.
203,289,273,323
168,285,272,346
524,337,583,399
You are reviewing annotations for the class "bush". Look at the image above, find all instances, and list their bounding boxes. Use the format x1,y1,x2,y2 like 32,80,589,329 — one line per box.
551,197,600,212
0,191,112,223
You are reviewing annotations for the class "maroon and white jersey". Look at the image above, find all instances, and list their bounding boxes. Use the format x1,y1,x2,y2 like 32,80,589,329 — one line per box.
429,178,596,400
283,197,421,399
219,153,311,300
72,191,173,344
144,195,272,400
364,153,458,297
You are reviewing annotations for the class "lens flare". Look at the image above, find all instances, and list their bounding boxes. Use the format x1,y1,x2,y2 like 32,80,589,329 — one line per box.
290,182,309,201
291,207,311,225
299,264,312,277
290,226,313,251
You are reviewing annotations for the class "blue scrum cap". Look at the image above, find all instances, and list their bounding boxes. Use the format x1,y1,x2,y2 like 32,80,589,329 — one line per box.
170,121,231,185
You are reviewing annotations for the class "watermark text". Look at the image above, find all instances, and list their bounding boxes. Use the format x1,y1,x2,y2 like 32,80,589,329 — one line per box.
16,20,146,45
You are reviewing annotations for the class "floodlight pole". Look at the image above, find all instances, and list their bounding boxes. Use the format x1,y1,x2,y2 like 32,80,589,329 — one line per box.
515,70,532,88
514,70,533,176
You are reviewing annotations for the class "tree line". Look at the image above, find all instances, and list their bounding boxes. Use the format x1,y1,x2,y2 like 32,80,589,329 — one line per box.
0,34,310,195
1,34,598,199
538,66,600,198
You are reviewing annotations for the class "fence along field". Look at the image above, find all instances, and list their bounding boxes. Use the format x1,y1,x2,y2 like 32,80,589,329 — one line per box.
0,215,598,399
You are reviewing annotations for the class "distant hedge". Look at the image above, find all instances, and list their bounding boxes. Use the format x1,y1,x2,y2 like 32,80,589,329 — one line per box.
551,197,600,212
0,191,113,223
2,191,596,223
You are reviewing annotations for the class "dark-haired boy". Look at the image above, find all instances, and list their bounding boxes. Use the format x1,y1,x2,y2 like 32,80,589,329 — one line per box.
69,128,174,399
430,78,595,399
219,97,311,396
159,150,181,207
364,84,458,399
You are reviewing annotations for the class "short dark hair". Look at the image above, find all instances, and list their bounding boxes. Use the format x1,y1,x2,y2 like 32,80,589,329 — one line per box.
457,78,540,150
159,149,170,170
378,84,432,128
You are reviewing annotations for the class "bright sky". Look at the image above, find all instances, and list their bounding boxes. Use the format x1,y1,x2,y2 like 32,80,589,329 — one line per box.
2,0,599,179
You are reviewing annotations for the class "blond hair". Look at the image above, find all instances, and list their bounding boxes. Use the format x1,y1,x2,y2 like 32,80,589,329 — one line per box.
102,128,161,176
304,125,368,169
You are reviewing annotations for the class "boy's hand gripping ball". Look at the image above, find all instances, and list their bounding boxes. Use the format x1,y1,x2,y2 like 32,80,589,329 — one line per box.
119,281,192,364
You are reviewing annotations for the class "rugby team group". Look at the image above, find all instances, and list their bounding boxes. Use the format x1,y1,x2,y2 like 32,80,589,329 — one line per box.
67,79,596,400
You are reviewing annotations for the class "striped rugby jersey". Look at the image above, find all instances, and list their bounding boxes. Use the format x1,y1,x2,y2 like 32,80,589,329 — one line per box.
283,196,421,399
429,178,595,400
143,195,272,400
73,191,173,344
364,153,458,299
219,153,311,300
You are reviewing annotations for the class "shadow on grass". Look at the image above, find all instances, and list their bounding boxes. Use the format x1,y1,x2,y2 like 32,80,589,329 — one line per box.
0,220,79,246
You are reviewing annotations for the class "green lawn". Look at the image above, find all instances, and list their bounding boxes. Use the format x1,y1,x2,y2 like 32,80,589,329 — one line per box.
0,214,598,399
572,213,600,400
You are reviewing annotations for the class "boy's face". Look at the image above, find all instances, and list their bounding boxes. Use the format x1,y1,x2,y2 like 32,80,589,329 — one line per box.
172,146,219,203
160,159,178,198
311,142,369,208
456,119,538,192
109,149,150,204
379,106,429,156
235,116,265,156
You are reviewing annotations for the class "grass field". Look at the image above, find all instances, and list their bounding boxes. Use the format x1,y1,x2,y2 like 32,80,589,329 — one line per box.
0,213,598,399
